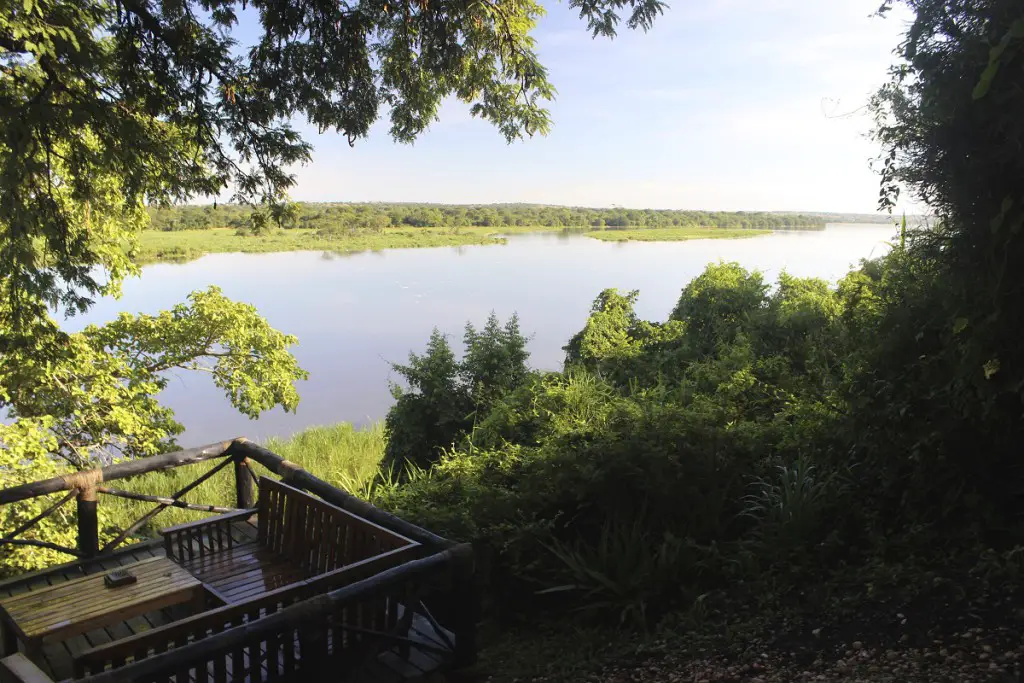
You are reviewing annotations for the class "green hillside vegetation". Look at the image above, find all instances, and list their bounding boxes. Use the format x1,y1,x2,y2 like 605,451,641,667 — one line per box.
586,227,772,242
135,226,504,263
147,202,826,233
3,0,1024,680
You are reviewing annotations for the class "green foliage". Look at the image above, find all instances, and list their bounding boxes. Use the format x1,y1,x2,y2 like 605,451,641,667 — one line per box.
741,454,848,556
0,419,78,574
859,0,1024,542
263,422,387,492
383,313,531,471
1,0,669,338
142,203,826,235
1,287,306,466
670,261,769,354
541,518,703,628
381,265,857,623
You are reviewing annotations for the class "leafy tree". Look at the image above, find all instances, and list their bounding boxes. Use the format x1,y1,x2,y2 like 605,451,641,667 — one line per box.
384,313,530,470
384,329,472,472
2,287,306,468
1,0,667,334
851,0,1024,537
670,261,768,355
564,289,640,369
0,287,306,573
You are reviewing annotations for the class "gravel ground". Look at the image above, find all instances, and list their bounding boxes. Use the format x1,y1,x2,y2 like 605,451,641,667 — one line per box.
575,629,1023,683
447,572,1024,683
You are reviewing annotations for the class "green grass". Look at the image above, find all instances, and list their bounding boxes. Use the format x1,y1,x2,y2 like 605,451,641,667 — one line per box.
135,227,564,264
585,227,773,242
99,422,386,545
135,225,775,264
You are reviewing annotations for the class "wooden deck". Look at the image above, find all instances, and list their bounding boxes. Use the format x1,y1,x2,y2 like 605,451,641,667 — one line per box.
0,517,454,682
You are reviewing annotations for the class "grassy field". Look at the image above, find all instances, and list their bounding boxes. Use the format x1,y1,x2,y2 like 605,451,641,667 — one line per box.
135,227,561,264
99,422,386,544
136,225,777,264
585,227,773,242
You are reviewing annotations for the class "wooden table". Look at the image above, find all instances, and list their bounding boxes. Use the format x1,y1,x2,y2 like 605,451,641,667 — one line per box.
0,556,204,661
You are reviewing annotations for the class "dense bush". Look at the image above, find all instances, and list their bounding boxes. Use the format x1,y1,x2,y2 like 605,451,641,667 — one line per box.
373,0,1024,628
380,263,857,622
383,313,530,472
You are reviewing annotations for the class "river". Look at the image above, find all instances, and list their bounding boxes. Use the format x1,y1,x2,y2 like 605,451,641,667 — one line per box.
68,223,897,446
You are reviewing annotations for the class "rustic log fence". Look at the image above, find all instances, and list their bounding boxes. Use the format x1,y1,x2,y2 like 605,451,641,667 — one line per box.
0,438,477,681
0,439,452,561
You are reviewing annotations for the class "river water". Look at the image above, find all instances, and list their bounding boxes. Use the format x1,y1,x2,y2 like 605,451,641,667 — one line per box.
67,224,896,446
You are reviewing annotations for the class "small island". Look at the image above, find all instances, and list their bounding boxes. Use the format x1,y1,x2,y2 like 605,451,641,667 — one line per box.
137,202,829,263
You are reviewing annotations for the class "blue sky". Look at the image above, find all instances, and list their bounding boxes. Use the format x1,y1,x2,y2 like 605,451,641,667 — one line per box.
268,0,912,214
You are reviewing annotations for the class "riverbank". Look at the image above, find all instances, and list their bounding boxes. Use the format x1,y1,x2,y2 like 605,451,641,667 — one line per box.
588,226,772,242
136,225,779,264
134,227,517,263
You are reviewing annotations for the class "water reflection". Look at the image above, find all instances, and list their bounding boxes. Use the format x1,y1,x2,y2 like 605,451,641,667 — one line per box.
69,224,895,446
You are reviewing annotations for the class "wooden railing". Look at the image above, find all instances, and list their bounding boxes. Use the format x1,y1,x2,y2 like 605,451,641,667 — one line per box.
0,438,453,561
71,543,427,677
0,439,477,681
73,546,474,683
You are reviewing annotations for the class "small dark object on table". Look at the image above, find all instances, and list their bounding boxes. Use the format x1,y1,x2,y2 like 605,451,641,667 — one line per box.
104,569,137,588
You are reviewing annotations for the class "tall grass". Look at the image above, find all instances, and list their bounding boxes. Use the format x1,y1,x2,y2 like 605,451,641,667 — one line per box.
98,422,386,547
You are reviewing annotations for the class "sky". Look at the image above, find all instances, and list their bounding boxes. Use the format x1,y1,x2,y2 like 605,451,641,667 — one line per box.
252,0,914,214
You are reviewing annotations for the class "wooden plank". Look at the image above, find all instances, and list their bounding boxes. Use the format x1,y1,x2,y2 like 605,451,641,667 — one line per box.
71,545,427,678
176,543,270,578
0,653,54,683
5,557,184,612
0,558,202,643
206,561,304,595
5,560,193,622
0,539,165,599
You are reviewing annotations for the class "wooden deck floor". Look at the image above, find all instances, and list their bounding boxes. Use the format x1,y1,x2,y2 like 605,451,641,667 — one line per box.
0,518,453,682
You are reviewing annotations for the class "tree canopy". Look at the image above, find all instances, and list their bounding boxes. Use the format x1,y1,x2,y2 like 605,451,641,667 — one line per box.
1,0,665,570
1,0,665,332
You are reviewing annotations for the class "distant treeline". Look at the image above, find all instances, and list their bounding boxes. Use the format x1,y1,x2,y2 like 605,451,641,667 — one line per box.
147,203,828,232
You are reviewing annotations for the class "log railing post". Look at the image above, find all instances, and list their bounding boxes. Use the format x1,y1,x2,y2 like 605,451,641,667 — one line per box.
77,486,99,558
449,543,478,667
234,456,256,510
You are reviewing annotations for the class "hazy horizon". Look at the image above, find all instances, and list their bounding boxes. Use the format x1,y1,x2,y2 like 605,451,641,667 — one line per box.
219,0,921,216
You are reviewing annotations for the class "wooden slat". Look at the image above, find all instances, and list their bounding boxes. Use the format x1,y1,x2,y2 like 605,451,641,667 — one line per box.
0,557,202,645
72,544,424,677
0,652,53,683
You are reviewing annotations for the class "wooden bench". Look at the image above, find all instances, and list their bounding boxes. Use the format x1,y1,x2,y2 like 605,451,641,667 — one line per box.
161,477,416,605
